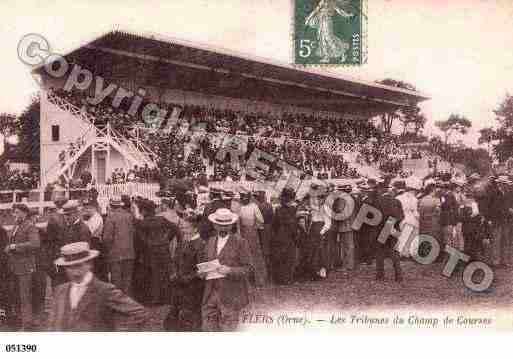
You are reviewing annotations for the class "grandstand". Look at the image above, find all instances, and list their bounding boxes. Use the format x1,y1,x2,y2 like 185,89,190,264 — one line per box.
34,29,429,192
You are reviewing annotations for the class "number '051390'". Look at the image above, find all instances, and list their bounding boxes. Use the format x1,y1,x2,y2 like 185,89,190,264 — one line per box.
5,344,37,352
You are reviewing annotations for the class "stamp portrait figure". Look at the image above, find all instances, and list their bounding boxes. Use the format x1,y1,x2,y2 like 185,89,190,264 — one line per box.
305,0,354,63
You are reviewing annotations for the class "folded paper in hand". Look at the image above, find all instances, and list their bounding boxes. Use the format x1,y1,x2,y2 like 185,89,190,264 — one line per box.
197,259,226,280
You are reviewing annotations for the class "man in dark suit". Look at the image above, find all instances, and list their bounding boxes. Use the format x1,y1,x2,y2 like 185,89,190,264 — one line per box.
252,189,273,273
0,225,12,328
62,201,92,246
199,187,224,241
103,197,135,296
164,235,205,331
199,208,252,331
375,183,405,282
54,201,92,286
46,198,67,285
47,242,148,331
4,203,41,330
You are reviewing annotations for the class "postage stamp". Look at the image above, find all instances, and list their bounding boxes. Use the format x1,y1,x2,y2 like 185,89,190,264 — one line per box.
293,0,367,66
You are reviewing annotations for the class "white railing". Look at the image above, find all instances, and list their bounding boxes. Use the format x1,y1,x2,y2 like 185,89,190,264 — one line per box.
46,91,96,127
110,127,156,168
0,183,160,214
48,91,157,167
95,182,160,199
44,94,158,185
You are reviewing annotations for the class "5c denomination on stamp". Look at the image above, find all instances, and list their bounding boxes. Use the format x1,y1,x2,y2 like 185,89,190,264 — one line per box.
293,0,367,66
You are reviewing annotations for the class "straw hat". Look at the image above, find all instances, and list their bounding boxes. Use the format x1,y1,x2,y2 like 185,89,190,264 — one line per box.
208,208,239,226
496,175,512,185
54,242,99,266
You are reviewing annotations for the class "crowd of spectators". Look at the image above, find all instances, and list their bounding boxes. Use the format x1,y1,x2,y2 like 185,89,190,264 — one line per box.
108,165,160,184
0,166,39,191
47,87,432,184
48,87,380,143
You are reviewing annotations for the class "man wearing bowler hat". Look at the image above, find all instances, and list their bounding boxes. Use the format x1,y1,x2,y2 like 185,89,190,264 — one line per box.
47,242,148,331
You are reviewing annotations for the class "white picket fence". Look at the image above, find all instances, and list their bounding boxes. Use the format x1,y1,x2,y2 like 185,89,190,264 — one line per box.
0,182,160,214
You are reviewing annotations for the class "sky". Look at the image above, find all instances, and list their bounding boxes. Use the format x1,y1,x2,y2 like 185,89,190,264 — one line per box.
1,0,513,146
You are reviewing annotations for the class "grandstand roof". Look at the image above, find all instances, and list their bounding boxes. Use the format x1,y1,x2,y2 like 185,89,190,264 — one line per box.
36,29,429,115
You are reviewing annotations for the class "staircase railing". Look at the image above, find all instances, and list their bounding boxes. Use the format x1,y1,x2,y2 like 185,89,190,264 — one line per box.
43,136,98,184
43,93,158,184
120,125,158,164
42,125,98,183
46,91,96,127
110,127,156,167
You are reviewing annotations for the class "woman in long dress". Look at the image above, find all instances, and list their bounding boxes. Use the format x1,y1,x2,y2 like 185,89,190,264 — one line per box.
271,188,299,285
236,188,268,287
305,0,353,63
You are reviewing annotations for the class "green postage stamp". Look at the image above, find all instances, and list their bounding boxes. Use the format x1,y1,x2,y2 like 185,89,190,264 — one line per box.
293,0,367,66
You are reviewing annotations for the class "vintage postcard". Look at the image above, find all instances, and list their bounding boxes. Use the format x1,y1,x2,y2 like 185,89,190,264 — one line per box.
1,0,513,355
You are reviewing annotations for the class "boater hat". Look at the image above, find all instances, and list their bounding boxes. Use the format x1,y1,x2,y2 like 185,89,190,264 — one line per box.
208,208,239,226
496,175,512,185
54,242,99,266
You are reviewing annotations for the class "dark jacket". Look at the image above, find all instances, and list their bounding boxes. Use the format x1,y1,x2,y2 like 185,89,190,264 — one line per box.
47,276,148,331
255,199,273,224
479,184,508,224
62,220,91,247
200,200,224,240
439,191,459,226
45,211,67,269
103,208,135,262
133,216,182,305
380,192,405,241
176,238,206,310
6,220,41,276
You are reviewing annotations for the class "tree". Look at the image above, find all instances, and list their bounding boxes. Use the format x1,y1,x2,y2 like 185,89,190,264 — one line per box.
491,94,513,162
434,114,472,145
429,135,443,155
478,127,496,156
454,147,491,175
376,79,424,135
0,113,17,165
0,113,16,137
398,106,427,136
16,95,40,164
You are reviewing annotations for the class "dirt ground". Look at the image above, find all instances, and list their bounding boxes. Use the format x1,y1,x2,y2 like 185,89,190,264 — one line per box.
139,260,513,330
1,259,510,331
